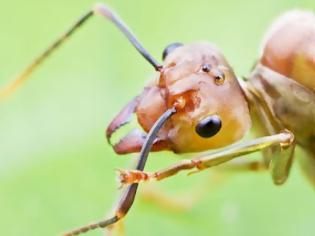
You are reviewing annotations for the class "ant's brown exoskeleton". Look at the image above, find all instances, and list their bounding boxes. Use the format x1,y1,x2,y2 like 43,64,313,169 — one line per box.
1,3,315,236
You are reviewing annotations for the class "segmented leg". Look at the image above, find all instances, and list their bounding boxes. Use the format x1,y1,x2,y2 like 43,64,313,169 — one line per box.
118,130,294,185
129,159,264,215
242,81,296,184
138,172,223,212
268,141,296,185
214,159,266,172
298,150,315,188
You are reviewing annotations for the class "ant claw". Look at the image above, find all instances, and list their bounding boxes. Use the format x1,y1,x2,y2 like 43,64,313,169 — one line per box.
116,168,151,185
115,168,131,187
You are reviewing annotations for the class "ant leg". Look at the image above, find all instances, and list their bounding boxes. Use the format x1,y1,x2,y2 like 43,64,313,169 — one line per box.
244,83,296,185
0,3,161,100
215,159,266,172
62,107,177,236
267,140,296,185
138,160,265,212
118,130,294,185
298,150,315,188
139,172,224,212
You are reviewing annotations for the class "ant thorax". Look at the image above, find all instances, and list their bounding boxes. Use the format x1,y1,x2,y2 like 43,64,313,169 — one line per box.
247,10,315,153
248,64,315,152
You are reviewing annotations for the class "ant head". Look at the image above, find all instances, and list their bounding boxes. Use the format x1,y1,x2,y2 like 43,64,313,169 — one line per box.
136,42,251,153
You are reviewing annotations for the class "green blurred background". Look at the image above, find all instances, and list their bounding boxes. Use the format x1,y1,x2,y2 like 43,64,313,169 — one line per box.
1,0,315,235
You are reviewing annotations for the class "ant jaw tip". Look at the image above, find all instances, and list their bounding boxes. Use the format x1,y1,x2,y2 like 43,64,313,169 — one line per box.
105,132,112,145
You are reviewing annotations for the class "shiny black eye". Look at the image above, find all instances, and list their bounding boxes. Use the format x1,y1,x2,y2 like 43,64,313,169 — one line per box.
195,115,222,138
162,42,183,60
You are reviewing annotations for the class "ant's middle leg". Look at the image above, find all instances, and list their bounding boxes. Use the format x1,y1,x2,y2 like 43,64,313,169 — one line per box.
129,159,266,214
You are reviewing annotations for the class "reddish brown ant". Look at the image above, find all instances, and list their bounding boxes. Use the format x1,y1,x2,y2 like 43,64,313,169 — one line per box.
1,4,314,236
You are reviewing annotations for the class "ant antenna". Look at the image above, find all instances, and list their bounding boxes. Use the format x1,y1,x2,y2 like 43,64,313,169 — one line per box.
0,3,162,100
93,4,162,71
63,107,177,236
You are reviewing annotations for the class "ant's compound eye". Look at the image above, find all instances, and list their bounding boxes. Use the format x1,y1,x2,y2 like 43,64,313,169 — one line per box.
195,115,222,138
162,42,183,60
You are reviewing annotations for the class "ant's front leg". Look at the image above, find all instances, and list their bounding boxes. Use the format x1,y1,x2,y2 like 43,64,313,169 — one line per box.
136,159,266,213
118,130,294,186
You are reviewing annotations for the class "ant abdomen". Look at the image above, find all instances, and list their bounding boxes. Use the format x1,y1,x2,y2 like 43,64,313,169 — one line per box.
260,10,315,92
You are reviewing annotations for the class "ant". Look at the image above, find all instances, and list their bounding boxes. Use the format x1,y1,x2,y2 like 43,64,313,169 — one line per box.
0,3,314,236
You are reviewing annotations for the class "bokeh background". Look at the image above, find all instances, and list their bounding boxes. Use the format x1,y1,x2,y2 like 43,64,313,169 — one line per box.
1,0,315,235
